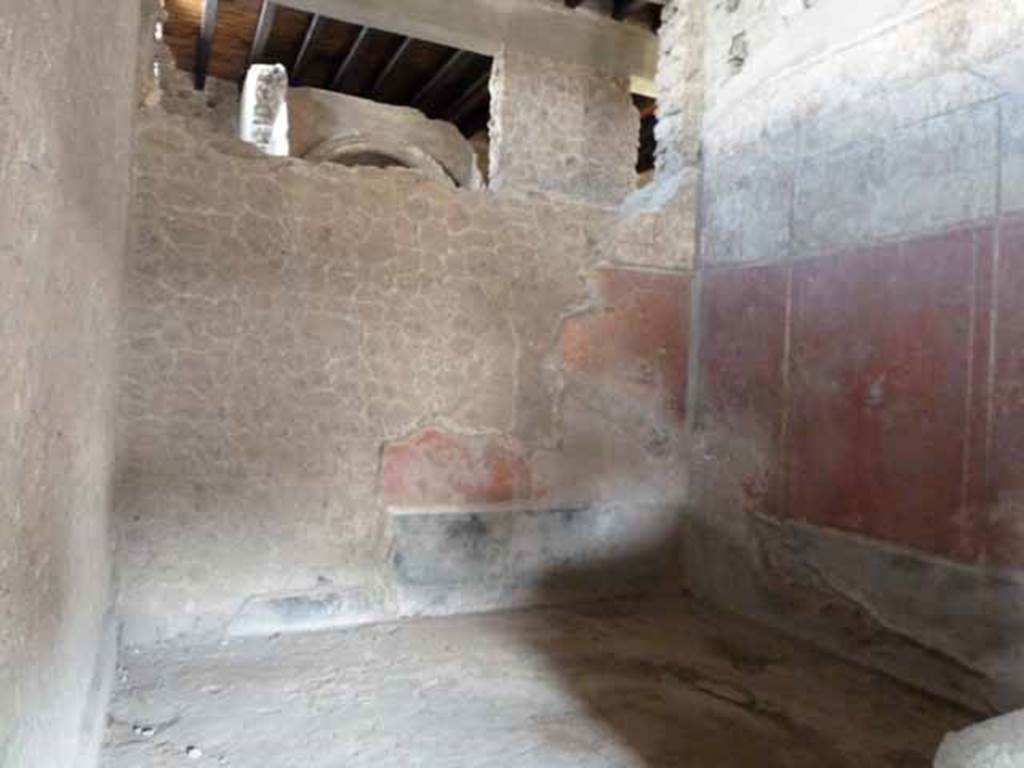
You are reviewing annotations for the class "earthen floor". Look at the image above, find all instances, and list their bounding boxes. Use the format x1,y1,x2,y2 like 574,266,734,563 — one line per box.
102,598,973,767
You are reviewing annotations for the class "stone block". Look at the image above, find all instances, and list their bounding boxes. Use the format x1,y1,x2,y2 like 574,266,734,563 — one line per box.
489,48,639,206
702,139,796,265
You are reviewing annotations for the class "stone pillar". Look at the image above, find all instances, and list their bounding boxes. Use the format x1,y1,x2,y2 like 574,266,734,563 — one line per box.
488,48,638,206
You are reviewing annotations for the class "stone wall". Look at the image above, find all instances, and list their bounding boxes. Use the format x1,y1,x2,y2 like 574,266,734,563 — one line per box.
683,0,1024,711
116,58,692,643
489,48,640,206
0,1,139,766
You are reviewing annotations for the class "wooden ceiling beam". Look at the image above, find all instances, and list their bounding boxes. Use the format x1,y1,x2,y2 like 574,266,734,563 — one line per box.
612,0,649,20
283,0,657,83
445,69,490,124
460,105,490,137
194,0,220,90
564,0,586,7
330,25,370,91
637,99,657,119
411,49,467,110
370,37,413,97
291,13,324,85
247,0,277,69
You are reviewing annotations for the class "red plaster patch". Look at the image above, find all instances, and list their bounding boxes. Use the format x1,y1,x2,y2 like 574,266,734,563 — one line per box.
380,428,532,507
559,267,690,422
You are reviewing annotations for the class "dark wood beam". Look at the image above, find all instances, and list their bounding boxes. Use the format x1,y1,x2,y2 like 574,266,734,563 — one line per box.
445,69,490,124
291,14,323,85
612,0,648,20
637,99,657,119
564,0,586,7
371,37,413,98
194,0,220,90
247,0,277,69
330,26,370,91
460,105,490,138
411,49,467,110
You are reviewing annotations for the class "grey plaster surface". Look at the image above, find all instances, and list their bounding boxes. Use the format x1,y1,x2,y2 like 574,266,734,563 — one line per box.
390,503,683,618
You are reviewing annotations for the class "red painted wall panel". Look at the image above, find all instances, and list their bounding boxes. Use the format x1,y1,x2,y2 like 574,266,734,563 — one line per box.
786,236,977,558
988,218,1024,567
699,264,789,518
699,224,1014,566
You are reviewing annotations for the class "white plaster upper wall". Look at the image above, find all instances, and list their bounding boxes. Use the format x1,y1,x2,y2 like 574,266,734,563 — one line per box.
705,0,933,114
692,0,1024,263
702,0,1024,147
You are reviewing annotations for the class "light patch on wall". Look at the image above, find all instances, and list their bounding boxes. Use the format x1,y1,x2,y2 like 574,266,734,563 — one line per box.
239,64,289,157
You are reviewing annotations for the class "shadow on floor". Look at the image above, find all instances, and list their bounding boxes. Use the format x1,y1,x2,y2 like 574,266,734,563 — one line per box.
510,523,970,768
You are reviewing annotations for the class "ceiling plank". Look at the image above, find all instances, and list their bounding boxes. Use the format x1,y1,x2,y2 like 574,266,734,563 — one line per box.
410,49,467,110
445,69,490,123
330,25,370,91
370,37,413,97
247,1,278,69
291,13,324,84
612,0,649,20
460,105,491,137
636,98,657,119
194,0,220,90
282,0,657,82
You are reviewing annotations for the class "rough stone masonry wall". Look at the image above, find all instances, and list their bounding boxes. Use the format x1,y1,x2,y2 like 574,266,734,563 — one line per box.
0,1,139,766
116,49,692,644
684,0,1024,711
488,48,640,206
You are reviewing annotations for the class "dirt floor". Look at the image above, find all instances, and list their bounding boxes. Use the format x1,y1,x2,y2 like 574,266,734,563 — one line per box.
102,598,974,767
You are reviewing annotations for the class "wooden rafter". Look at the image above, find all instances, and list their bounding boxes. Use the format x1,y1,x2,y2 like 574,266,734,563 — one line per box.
411,49,467,110
330,26,370,91
445,69,490,124
248,0,277,69
291,13,324,84
612,0,649,20
371,37,413,97
194,0,220,90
